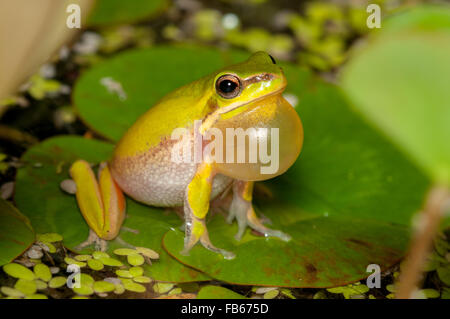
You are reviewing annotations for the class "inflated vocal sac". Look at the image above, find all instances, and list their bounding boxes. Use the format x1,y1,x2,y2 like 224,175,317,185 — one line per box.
210,94,303,181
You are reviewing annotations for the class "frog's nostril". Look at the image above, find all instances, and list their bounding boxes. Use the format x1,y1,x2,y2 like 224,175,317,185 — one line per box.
268,54,276,64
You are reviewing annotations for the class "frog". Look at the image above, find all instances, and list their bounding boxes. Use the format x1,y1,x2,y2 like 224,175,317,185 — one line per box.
69,51,303,259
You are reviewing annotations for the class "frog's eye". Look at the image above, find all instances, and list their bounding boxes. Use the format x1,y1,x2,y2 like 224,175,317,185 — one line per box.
216,74,241,99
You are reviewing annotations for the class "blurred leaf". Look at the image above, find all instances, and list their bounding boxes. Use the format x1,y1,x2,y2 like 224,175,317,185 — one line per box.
14,136,209,283
381,5,450,34
88,0,168,27
341,5,450,186
0,199,34,266
197,285,246,299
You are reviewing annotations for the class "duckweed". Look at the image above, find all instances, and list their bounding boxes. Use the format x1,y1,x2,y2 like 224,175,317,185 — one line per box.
35,280,48,290
73,284,94,296
14,278,37,295
80,273,95,286
114,283,125,295
34,263,52,282
135,247,159,259
168,288,182,295
122,279,146,293
92,251,109,259
74,254,92,261
25,293,48,299
153,282,173,294
48,276,67,288
127,253,144,266
116,270,133,278
1,286,25,297
3,263,36,280
263,289,279,299
421,289,440,299
87,258,104,270
133,276,151,284
113,248,137,256
36,233,63,243
39,242,57,253
64,257,86,268
93,281,115,293
129,266,144,277
255,287,277,294
99,257,123,267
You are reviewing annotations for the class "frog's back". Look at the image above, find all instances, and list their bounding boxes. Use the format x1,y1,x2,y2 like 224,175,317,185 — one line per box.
113,77,214,159
109,75,232,207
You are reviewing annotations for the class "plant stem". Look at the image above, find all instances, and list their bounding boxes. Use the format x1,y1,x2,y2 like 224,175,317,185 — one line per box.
396,185,449,299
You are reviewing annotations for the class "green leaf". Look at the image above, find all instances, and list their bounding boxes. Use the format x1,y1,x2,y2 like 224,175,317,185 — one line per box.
14,136,209,283
197,285,246,299
381,5,450,34
341,6,450,186
0,199,34,266
87,0,169,27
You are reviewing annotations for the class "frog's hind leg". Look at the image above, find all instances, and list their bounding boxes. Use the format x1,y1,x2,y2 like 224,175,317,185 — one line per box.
70,160,126,251
181,162,235,260
228,180,291,242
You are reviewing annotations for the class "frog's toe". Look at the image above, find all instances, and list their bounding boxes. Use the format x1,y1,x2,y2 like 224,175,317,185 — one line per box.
229,182,291,243
113,236,135,249
226,210,236,224
96,238,108,252
261,229,291,242
200,237,235,260
75,229,108,252
121,226,139,234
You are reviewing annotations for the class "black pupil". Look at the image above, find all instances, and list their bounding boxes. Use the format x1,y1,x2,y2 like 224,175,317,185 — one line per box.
219,80,237,93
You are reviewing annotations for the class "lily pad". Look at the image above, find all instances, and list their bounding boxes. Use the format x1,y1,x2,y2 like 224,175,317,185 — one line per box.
197,285,246,299
341,6,450,186
164,216,409,288
162,81,429,287
0,199,34,265
14,136,208,283
88,0,168,27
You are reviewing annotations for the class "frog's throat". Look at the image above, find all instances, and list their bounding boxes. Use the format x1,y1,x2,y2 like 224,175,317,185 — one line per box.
199,85,286,135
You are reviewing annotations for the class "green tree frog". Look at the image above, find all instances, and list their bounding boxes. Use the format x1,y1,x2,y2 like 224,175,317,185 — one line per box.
69,52,303,259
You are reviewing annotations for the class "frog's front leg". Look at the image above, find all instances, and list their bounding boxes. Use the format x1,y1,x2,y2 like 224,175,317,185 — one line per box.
227,180,291,242
69,160,126,251
182,162,235,260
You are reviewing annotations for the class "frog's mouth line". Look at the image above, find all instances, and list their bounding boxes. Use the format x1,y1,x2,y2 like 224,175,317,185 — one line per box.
218,84,285,116
199,76,286,134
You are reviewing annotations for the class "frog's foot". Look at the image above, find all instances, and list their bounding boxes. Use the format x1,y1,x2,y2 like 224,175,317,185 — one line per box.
75,229,108,252
121,226,139,234
69,160,126,248
180,162,235,260
228,180,291,242
113,236,135,249
180,215,235,260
